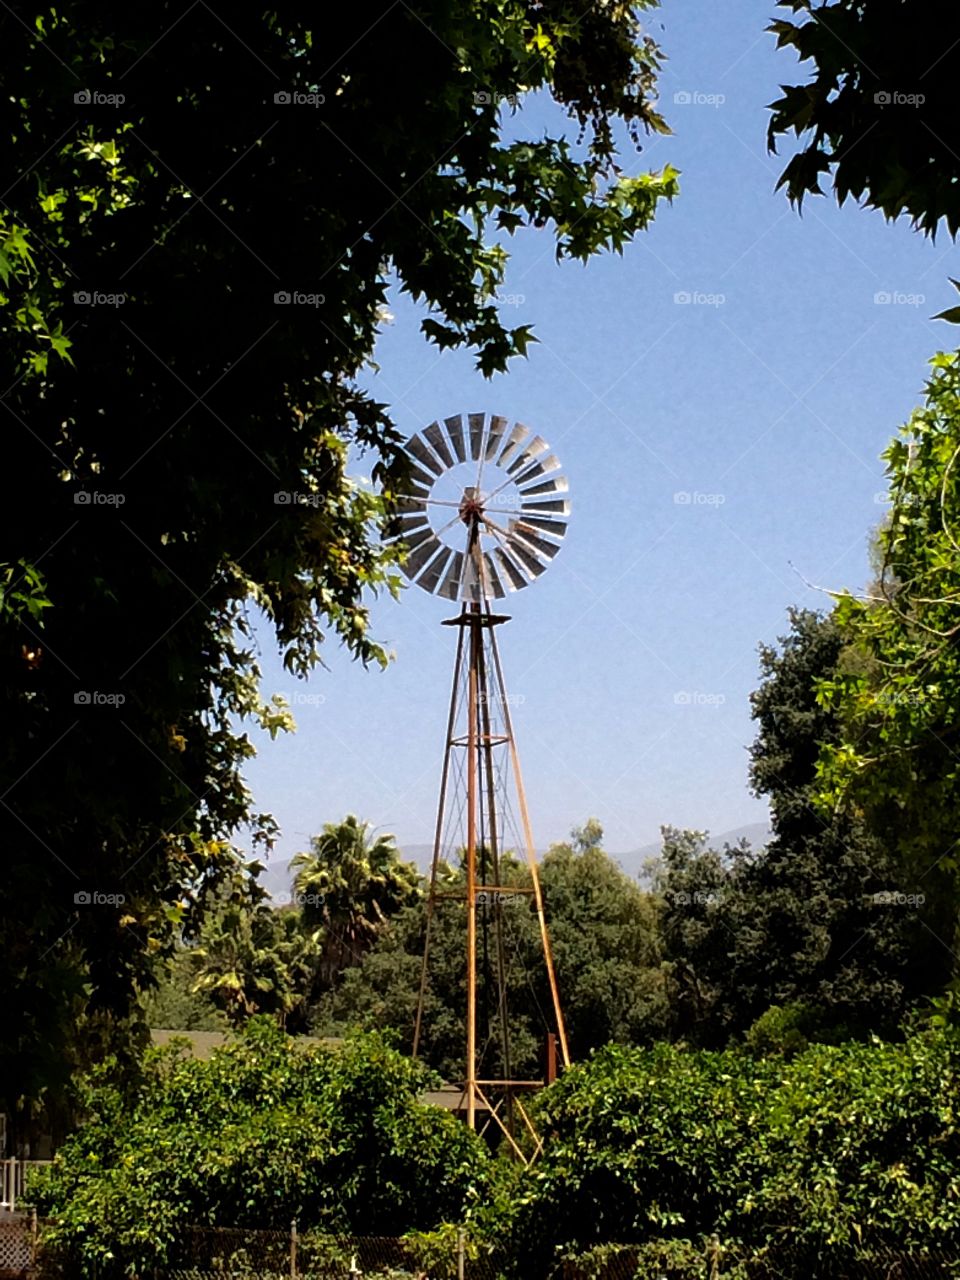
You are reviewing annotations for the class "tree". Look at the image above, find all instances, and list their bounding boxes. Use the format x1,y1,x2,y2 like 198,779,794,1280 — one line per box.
192,898,323,1032
315,826,671,1079
291,815,420,990
30,1020,489,1278
140,945,226,1033
657,610,919,1047
147,820,417,1035
145,864,328,1033
818,351,960,977
569,817,605,853
539,826,671,1058
768,0,960,235
314,850,543,1082
655,827,747,1044
748,608,922,1030
0,0,678,1124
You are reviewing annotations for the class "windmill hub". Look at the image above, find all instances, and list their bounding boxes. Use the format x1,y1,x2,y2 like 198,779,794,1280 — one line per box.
458,487,483,523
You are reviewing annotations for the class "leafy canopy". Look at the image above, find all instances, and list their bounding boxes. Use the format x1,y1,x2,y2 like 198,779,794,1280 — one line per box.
768,0,960,235
291,815,420,989
314,824,671,1079
0,0,677,1124
656,609,922,1048
816,351,960,968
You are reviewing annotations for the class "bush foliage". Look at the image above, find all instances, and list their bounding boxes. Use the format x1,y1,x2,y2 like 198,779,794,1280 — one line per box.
31,1021,960,1279
501,1027,960,1276
30,1021,488,1277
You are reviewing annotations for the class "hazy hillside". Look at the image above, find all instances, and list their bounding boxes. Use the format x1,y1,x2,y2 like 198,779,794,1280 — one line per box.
260,823,772,901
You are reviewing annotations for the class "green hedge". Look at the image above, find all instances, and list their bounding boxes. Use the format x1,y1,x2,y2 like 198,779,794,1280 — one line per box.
499,1027,960,1275
29,1021,488,1277
29,1022,960,1280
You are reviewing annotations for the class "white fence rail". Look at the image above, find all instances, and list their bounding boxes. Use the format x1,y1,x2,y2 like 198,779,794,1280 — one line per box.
0,1159,50,1210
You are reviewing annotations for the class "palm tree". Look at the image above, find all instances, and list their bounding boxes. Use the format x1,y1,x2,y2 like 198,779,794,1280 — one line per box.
191,867,322,1029
291,815,421,988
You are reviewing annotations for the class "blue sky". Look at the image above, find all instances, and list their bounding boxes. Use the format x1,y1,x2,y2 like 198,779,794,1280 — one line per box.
242,0,955,868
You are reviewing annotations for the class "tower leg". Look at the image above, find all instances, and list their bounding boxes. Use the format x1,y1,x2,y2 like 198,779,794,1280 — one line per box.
413,623,466,1061
475,625,514,1108
465,607,480,1128
487,606,571,1069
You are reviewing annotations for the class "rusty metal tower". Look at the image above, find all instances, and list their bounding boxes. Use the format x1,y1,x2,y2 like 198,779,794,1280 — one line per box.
394,412,571,1157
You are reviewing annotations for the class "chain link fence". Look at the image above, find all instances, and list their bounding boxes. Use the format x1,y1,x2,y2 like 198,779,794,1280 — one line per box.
560,1238,960,1280
21,1222,960,1279
147,1232,960,1280
150,1224,504,1280
21,1220,501,1280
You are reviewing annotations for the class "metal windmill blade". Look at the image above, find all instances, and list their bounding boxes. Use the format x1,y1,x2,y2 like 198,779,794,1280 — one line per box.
393,413,570,601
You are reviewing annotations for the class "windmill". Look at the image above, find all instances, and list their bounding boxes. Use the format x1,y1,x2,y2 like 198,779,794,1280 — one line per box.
392,411,570,1156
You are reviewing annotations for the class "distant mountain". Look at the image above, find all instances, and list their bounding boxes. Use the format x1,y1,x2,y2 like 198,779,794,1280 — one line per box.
259,823,773,900
259,858,297,903
397,843,438,871
710,821,773,851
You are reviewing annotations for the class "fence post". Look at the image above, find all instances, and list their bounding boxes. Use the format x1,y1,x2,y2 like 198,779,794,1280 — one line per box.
457,1227,466,1280
706,1234,721,1280
290,1217,298,1280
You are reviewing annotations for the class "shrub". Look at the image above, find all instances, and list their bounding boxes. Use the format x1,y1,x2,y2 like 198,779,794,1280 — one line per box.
499,1027,960,1276
29,1020,489,1278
